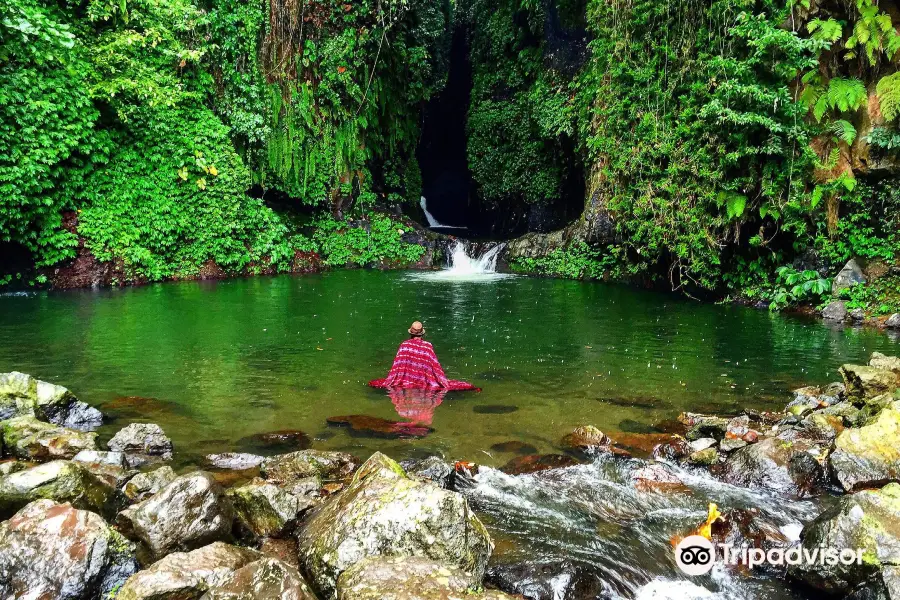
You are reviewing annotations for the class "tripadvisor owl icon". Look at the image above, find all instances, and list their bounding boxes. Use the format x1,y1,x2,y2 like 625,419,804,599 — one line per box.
675,535,715,576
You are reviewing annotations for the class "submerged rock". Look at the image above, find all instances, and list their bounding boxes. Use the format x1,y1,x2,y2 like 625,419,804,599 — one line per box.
260,449,357,486
789,483,900,594
561,425,610,452
0,460,121,519
721,437,825,497
337,555,518,600
1,415,97,460
115,542,259,600
204,557,317,599
830,407,900,492
501,454,579,475
228,479,315,539
631,463,687,493
0,500,138,600
296,452,493,597
107,422,174,464
122,465,177,502
0,371,102,430
117,471,234,559
237,429,311,453
841,365,900,401
327,414,433,438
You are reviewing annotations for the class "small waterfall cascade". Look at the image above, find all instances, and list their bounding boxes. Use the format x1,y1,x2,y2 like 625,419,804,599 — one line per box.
445,241,504,275
420,196,463,229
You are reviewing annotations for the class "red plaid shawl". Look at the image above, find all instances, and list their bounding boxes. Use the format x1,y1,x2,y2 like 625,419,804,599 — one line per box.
369,338,479,391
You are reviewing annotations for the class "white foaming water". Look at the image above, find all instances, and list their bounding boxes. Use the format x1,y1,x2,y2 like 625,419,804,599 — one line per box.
408,241,514,282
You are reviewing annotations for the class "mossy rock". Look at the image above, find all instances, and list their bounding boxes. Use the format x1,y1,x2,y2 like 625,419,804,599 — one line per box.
0,460,122,520
830,408,900,492
1,415,97,461
228,479,315,539
296,452,493,597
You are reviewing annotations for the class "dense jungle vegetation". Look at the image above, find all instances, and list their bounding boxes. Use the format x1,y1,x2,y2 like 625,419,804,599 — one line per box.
1,0,899,313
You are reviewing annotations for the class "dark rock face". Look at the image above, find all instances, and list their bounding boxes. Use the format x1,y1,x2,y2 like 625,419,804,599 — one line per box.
115,542,259,600
501,454,579,475
830,408,900,492
327,414,433,438
117,471,234,560
789,483,900,595
0,460,121,519
1,415,97,460
485,559,608,600
107,423,174,464
337,555,518,600
296,452,493,598
721,437,825,497
260,450,358,487
846,567,900,600
0,500,138,600
204,557,318,599
59,400,104,431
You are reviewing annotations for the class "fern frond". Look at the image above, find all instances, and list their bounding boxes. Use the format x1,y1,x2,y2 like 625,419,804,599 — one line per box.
876,72,900,121
807,18,843,44
828,119,857,144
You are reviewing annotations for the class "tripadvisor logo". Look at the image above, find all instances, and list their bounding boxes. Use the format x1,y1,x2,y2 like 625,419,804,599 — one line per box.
674,535,865,576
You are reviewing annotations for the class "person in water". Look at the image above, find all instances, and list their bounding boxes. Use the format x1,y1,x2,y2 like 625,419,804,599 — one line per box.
368,321,479,391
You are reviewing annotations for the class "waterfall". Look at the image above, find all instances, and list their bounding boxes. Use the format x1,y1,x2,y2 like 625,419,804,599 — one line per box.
420,196,463,229
445,241,504,275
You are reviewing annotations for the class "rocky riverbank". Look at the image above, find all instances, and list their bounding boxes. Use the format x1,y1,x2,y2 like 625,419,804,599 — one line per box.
1,356,899,599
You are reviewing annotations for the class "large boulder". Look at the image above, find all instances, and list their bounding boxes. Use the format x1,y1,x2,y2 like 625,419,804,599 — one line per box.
122,465,177,502
871,353,900,375
823,300,849,322
841,365,900,401
886,314,900,329
202,557,318,599
789,483,900,594
115,542,259,600
108,423,174,466
260,450,358,487
830,408,900,492
117,471,234,559
336,556,519,600
721,436,825,497
0,460,121,519
847,567,900,600
296,452,493,597
1,415,97,460
833,259,867,296
0,371,102,430
0,500,138,600
228,479,315,539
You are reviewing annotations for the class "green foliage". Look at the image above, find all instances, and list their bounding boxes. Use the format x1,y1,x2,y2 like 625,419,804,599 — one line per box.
313,214,425,266
768,266,831,311
510,242,621,280
845,276,900,315
0,0,95,269
876,72,900,122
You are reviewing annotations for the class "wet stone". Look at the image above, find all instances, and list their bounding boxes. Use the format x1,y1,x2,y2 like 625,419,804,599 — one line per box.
205,452,266,470
237,429,311,453
501,454,579,475
327,414,433,439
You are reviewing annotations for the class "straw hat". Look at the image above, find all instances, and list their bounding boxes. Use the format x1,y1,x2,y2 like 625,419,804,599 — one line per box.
408,321,425,337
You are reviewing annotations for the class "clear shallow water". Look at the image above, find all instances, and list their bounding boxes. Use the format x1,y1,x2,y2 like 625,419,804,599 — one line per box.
0,270,896,465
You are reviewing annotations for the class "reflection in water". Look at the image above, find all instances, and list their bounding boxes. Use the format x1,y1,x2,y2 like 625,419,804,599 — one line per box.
388,387,447,425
